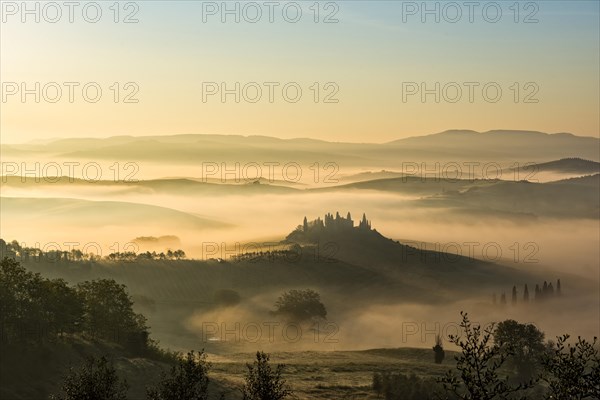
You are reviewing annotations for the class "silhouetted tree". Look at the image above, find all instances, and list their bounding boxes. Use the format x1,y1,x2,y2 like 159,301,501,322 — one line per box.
147,350,210,400
44,278,84,337
76,279,149,353
359,213,371,230
523,284,529,303
438,312,530,399
542,335,600,399
173,250,186,260
51,356,128,400
1,257,40,342
241,352,292,400
272,289,326,323
303,217,308,232
511,286,517,305
1,258,87,343
495,320,545,382
556,279,561,296
500,292,507,305
433,335,445,364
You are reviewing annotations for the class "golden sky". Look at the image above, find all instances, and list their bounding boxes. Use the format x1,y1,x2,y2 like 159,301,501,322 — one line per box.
1,1,598,143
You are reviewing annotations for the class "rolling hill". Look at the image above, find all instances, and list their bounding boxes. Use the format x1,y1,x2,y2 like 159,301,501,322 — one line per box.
9,210,590,358
3,131,599,168
503,158,600,175
313,175,600,219
0,176,299,195
0,197,228,230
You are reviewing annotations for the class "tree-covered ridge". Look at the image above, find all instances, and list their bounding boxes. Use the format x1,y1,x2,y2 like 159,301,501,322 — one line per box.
0,257,154,356
0,239,187,263
287,212,374,243
2,257,598,399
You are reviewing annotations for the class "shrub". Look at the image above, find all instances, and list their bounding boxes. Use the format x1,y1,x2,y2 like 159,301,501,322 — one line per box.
51,356,128,400
241,351,292,400
147,350,211,400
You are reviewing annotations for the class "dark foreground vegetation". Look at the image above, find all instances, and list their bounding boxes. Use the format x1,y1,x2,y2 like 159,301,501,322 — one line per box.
1,258,598,399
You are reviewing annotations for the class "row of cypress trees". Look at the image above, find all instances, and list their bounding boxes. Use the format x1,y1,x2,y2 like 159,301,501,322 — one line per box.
493,279,561,305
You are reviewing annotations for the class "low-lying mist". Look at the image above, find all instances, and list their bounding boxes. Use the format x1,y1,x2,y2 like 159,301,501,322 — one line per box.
3,155,598,356
3,188,598,280
180,286,599,354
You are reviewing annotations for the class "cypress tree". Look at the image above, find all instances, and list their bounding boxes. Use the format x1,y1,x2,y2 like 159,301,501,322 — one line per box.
433,335,445,364
542,281,548,298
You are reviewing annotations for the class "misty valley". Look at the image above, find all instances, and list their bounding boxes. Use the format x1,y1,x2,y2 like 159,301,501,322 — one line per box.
0,130,599,399
3,0,600,397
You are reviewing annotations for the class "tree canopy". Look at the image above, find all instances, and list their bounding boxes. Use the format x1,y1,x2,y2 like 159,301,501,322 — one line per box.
272,289,327,323
494,319,546,382
0,257,149,354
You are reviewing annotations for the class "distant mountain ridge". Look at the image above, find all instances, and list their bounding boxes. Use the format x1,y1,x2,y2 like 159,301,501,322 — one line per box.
388,129,596,144
386,130,599,160
2,130,599,164
4,130,598,147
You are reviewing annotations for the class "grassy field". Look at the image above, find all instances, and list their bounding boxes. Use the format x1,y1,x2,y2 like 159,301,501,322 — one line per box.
0,340,455,400
207,348,456,399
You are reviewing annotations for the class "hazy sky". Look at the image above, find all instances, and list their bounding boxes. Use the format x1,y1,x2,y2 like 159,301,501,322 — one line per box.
1,1,599,143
